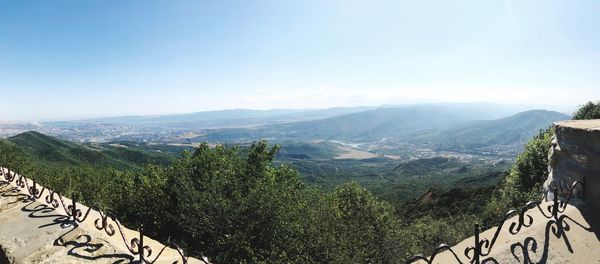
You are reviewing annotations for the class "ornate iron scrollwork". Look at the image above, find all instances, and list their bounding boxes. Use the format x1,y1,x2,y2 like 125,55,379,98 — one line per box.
405,243,464,264
406,180,585,264
0,166,190,264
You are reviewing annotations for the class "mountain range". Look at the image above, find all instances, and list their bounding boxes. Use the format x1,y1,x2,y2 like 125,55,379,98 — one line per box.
179,106,570,151
0,102,571,204
431,110,570,151
0,103,571,158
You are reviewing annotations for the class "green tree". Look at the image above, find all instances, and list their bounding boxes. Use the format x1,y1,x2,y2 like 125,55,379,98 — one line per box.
487,128,553,217
141,141,320,263
328,182,401,263
573,101,600,120
0,140,31,177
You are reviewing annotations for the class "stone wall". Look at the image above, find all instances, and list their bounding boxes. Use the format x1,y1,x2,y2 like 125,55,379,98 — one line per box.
543,120,600,210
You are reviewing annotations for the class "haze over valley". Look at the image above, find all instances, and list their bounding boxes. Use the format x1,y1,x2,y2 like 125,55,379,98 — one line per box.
0,102,571,202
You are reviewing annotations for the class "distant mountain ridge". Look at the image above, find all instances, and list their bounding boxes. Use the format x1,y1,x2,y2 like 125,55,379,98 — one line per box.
43,102,532,125
271,104,518,141
189,105,568,144
50,106,377,125
432,110,570,151
1,103,570,149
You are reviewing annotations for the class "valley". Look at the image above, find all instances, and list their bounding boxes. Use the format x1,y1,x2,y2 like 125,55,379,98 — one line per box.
0,103,569,204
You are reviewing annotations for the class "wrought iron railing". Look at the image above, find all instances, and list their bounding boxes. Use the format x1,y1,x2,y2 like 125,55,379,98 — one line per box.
406,179,586,264
1,163,588,264
0,166,197,264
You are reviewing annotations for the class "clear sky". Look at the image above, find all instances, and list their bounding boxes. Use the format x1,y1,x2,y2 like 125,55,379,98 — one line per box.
1,0,599,121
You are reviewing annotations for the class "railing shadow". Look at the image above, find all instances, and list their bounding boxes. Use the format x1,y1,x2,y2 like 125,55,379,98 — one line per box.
0,180,139,263
0,168,192,264
54,226,134,263
511,215,566,263
406,181,595,264
511,204,599,264
578,203,600,241
20,201,71,228
0,184,30,205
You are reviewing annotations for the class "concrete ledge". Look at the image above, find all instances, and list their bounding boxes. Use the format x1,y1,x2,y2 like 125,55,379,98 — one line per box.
414,201,600,263
0,169,205,264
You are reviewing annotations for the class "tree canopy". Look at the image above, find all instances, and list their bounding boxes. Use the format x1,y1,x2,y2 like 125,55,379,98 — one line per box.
573,101,600,120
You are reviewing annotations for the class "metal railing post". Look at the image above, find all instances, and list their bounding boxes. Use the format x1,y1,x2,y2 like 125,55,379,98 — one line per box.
474,223,480,264
552,186,559,219
139,224,145,263
30,180,38,199
71,192,77,222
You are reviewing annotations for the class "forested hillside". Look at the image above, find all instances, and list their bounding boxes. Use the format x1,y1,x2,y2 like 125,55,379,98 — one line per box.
6,131,176,169
0,135,520,262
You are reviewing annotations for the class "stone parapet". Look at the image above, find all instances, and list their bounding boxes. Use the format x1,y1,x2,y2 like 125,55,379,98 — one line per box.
543,119,600,210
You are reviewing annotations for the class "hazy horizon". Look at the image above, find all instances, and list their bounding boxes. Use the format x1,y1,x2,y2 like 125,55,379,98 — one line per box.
1,1,598,121
0,101,577,123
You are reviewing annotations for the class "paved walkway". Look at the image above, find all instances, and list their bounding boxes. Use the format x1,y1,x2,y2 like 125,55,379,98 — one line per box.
413,200,600,263
0,170,205,264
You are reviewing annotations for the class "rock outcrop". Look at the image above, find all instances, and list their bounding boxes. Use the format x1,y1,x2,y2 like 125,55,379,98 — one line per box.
543,120,600,210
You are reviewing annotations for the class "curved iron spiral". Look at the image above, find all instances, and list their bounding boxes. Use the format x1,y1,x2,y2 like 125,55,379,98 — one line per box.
406,179,586,264
405,243,463,264
0,165,190,264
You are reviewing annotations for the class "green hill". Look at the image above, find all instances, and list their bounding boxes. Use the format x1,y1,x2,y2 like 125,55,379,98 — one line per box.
6,131,175,169
277,141,340,160
389,157,464,177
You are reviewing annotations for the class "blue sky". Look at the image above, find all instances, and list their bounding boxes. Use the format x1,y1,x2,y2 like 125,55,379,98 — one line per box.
0,0,599,121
